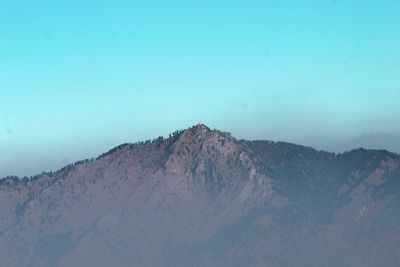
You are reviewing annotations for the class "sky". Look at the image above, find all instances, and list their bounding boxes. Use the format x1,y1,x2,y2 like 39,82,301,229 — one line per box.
1,0,400,177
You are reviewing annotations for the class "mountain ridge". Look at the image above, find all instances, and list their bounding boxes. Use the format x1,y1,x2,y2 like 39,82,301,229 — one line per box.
1,124,399,267
2,123,397,181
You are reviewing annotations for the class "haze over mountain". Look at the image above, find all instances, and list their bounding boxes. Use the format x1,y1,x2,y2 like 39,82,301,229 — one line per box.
2,0,400,179
324,132,400,154
1,124,400,267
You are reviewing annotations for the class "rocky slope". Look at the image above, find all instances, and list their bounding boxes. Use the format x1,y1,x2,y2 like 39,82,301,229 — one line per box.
1,124,399,267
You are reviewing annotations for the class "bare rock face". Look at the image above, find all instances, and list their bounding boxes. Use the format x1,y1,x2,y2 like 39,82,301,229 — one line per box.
1,124,400,267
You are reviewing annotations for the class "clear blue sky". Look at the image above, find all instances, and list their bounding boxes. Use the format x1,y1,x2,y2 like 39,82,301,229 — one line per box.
1,0,399,177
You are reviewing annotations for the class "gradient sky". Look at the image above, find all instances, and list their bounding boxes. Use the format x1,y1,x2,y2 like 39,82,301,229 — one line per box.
1,0,400,177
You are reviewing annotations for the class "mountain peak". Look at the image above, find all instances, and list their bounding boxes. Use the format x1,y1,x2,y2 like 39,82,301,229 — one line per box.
1,125,400,267
189,123,211,133
176,124,213,143
179,124,233,144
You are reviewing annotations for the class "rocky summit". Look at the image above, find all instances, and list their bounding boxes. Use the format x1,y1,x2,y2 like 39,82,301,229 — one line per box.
1,124,400,267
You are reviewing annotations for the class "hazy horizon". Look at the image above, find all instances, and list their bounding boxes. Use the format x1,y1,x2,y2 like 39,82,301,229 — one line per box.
1,0,400,177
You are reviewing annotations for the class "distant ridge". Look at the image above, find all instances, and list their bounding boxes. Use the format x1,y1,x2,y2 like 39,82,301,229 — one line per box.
325,132,400,154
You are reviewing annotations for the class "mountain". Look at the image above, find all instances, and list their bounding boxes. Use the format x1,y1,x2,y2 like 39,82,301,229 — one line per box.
326,132,400,154
1,124,400,267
